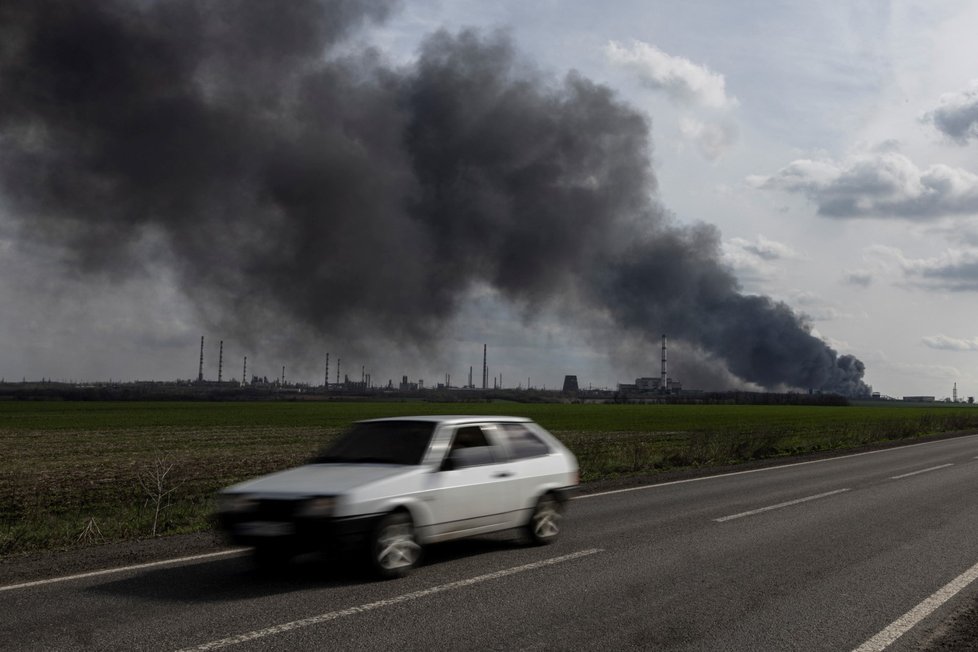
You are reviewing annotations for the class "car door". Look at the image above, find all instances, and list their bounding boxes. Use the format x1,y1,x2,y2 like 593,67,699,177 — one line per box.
486,422,557,521
423,424,516,541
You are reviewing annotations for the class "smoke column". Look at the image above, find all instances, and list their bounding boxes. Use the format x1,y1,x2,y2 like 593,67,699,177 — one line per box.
0,0,869,395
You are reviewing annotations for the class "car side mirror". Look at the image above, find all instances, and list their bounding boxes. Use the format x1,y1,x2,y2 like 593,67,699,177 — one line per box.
440,455,456,472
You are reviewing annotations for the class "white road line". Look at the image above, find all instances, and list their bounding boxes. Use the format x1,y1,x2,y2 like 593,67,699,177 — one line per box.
175,548,604,651
0,549,246,593
852,558,978,652
890,463,954,480
713,489,851,523
576,432,978,501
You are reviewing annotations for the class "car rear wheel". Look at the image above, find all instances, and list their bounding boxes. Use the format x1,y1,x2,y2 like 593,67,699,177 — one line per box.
369,511,421,579
526,493,562,545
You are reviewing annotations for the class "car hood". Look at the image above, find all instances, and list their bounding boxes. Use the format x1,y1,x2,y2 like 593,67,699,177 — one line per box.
223,463,418,497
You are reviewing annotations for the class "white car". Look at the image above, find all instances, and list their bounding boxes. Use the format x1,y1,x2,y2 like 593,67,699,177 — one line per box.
216,415,579,578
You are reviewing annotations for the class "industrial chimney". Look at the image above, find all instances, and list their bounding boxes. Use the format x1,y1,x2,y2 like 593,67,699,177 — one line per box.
661,334,668,389
197,336,204,382
218,340,224,383
482,344,488,390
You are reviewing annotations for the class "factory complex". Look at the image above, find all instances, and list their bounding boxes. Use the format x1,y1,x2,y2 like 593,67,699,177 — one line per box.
2,334,970,405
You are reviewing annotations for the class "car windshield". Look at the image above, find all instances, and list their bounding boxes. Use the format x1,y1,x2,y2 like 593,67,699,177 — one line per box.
313,421,436,466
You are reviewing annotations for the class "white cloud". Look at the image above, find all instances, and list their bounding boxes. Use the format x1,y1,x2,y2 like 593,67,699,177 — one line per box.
722,234,799,285
788,290,849,322
605,40,737,110
678,118,738,160
727,234,799,261
922,334,978,352
750,150,978,219
921,79,978,144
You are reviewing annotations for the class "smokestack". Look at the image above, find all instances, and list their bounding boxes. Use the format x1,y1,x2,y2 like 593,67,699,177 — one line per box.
218,340,224,383
197,336,204,383
661,334,667,388
325,353,329,388
281,365,285,385
482,344,487,390
243,356,247,385
336,358,341,385
468,366,473,388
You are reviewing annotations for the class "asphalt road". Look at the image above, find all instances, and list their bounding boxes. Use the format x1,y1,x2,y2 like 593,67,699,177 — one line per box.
3,434,978,651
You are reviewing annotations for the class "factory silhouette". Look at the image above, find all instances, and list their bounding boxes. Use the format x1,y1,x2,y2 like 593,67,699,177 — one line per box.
8,334,828,407
190,334,685,398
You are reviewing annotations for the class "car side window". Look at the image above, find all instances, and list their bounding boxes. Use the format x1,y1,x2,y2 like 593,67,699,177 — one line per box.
446,426,496,468
498,424,551,459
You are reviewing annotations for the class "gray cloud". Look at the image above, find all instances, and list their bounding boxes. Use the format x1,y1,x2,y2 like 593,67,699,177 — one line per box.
922,80,978,144
749,151,978,219
843,270,873,287
0,0,868,395
865,245,978,292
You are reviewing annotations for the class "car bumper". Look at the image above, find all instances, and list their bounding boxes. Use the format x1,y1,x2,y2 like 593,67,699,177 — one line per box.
216,511,385,552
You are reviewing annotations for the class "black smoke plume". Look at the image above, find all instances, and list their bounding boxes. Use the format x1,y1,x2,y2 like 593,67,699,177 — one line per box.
0,0,870,395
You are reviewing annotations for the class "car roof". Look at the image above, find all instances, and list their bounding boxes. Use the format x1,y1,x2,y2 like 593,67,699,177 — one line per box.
357,415,532,426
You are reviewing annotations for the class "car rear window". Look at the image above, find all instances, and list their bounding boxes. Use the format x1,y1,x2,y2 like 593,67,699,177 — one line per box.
497,423,551,459
314,421,435,466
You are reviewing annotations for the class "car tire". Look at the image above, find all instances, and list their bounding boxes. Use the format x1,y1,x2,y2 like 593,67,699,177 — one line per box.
369,511,421,579
252,543,292,572
525,493,562,545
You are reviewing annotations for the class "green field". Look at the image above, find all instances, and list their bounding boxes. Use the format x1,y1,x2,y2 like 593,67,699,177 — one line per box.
2,400,977,557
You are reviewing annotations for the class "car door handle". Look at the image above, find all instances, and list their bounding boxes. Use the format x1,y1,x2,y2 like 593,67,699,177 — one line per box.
493,471,513,478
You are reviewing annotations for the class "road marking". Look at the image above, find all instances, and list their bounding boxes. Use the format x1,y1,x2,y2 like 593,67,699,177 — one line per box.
713,488,851,523
0,549,246,593
852,558,978,652
176,548,604,651
890,463,954,480
575,433,978,501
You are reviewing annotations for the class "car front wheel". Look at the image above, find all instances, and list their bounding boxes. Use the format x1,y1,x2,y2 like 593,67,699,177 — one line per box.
252,542,292,572
369,511,421,579
526,493,562,545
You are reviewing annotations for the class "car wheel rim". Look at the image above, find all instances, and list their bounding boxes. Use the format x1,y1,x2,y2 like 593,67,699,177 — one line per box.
533,502,560,539
377,522,420,570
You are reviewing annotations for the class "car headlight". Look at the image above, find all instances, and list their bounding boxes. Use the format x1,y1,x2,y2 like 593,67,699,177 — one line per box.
299,496,336,517
217,493,258,514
